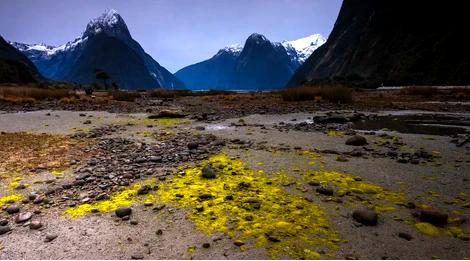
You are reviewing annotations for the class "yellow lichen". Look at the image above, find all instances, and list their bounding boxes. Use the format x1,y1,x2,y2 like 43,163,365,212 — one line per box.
156,154,340,259
301,169,405,212
65,179,157,218
0,194,23,207
415,222,440,236
326,130,345,138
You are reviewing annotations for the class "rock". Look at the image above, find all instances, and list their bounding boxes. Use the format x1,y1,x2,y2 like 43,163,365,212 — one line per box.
137,185,150,195
115,207,132,218
0,220,8,226
346,135,367,146
30,220,43,230
345,254,359,260
147,110,187,119
419,209,448,226
130,220,139,225
196,205,204,212
202,242,211,248
234,240,244,246
15,212,33,223
83,120,92,124
5,204,20,214
201,166,216,179
149,156,162,162
398,232,413,241
153,204,166,211
156,229,163,235
336,155,349,162
316,186,334,196
131,254,144,260
0,225,11,235
44,233,58,242
352,208,378,226
308,181,320,186
187,142,199,150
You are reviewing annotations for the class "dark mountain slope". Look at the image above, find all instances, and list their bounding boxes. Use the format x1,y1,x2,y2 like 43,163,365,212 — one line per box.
0,36,41,83
288,0,470,87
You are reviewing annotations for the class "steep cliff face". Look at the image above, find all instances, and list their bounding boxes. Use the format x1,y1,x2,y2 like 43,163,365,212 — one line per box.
288,0,470,87
0,36,41,84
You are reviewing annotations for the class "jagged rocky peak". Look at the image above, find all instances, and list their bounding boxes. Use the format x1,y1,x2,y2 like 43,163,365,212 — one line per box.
246,33,269,44
84,9,130,38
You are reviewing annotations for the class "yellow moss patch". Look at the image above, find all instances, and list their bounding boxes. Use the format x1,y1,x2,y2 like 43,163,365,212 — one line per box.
151,117,190,126
65,179,157,218
8,181,19,188
157,154,340,259
415,222,440,236
326,130,345,138
0,194,23,207
301,169,405,212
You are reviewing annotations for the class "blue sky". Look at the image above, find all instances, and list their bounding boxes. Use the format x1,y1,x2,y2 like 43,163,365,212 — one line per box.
0,0,342,72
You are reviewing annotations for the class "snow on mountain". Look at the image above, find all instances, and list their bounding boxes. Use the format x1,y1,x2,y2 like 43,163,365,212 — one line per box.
282,34,326,63
214,34,325,64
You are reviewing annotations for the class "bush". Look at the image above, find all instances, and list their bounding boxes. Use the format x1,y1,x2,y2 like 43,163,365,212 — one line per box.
111,90,141,102
280,85,353,103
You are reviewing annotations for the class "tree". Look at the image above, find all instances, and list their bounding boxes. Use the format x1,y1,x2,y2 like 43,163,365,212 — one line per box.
94,69,110,90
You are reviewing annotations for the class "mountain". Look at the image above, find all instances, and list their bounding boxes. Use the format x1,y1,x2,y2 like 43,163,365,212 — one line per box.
0,36,42,84
176,34,325,90
11,10,184,89
287,0,470,87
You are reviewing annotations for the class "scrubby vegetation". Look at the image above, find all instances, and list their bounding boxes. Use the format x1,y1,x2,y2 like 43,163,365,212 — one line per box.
0,85,74,103
400,86,438,97
280,85,353,103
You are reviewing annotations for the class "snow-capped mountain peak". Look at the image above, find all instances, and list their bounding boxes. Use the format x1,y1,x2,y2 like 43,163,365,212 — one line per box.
84,9,130,38
282,34,326,63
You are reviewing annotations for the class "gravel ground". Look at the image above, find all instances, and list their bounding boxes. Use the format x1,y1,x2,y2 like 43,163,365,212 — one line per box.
0,109,469,259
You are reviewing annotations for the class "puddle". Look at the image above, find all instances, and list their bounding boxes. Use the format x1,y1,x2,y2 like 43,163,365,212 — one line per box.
205,124,232,131
352,114,470,136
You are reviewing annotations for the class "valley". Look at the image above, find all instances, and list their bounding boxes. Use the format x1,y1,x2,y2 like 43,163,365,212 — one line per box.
0,89,469,259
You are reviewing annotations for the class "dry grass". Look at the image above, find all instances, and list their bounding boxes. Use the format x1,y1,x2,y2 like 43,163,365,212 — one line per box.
0,85,74,103
111,90,141,102
0,132,92,178
280,85,353,103
399,86,438,97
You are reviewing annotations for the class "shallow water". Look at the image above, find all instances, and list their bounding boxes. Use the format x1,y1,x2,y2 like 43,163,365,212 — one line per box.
352,115,470,136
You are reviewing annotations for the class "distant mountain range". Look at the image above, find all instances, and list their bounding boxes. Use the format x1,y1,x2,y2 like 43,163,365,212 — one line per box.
288,0,470,87
10,10,184,89
176,34,325,90
0,36,42,84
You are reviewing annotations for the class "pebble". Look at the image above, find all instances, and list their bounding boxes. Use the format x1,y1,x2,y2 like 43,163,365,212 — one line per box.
196,205,204,212
201,166,217,179
234,240,244,246
5,204,20,214
15,212,33,223
419,209,448,225
345,135,367,146
30,220,43,230
0,220,8,226
398,232,413,241
316,186,334,196
131,254,144,259
130,220,139,225
44,233,58,242
0,225,11,235
115,207,132,218
352,208,378,226
202,242,211,248
156,229,163,235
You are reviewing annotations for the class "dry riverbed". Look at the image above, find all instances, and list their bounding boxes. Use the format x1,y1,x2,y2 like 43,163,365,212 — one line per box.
0,109,469,259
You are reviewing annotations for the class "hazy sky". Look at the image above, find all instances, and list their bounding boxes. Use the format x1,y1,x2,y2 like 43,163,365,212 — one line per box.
0,0,342,72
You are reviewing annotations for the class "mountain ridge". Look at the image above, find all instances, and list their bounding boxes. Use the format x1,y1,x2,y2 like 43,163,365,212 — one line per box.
176,33,325,90
10,9,184,89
